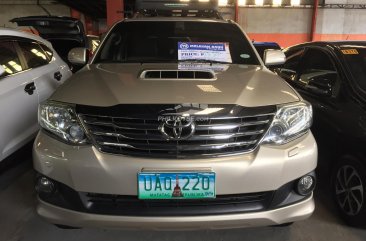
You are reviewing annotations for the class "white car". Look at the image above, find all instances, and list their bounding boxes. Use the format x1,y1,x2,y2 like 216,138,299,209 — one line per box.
0,28,72,162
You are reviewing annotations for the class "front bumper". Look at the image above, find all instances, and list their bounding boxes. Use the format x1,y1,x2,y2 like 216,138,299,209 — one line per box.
33,131,317,228
37,194,314,230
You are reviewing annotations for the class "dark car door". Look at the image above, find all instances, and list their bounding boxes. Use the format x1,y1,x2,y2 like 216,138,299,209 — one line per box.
278,47,343,139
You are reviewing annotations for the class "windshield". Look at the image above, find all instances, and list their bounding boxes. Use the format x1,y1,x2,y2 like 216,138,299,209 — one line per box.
94,21,260,65
341,46,366,92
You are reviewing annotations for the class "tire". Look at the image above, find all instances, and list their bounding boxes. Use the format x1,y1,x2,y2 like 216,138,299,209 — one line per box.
331,156,366,227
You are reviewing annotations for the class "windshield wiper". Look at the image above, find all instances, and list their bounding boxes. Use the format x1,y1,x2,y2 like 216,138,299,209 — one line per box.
179,59,230,64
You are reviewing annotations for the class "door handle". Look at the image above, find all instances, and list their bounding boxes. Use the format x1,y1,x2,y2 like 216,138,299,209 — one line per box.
54,71,62,81
24,82,36,95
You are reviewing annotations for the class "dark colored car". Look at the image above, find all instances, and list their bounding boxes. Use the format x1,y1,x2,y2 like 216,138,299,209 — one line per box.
253,41,281,61
276,41,366,227
10,16,88,71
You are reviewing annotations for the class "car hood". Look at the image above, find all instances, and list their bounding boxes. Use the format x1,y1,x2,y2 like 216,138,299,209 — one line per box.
50,63,300,107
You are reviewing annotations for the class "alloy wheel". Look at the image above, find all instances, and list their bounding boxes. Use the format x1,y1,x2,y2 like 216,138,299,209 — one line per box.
335,165,364,216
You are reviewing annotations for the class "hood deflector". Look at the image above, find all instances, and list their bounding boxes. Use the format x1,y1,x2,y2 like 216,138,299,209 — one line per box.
140,70,216,80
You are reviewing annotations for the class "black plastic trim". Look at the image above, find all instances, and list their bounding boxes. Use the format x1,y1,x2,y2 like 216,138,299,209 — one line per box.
36,172,313,217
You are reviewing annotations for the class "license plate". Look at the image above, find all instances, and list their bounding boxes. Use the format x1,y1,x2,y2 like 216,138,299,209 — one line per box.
138,172,216,199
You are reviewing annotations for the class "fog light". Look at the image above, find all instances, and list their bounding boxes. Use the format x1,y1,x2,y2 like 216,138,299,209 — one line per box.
36,177,55,194
296,175,315,196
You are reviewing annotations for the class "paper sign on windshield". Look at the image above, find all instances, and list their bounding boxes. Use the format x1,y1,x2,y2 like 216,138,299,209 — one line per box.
178,42,232,63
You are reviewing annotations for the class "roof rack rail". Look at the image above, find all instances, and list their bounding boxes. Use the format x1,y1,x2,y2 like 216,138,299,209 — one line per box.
134,9,223,19
134,0,222,19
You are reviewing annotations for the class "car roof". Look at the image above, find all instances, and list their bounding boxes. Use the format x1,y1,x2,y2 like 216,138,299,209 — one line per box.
286,41,366,51
122,17,230,24
253,41,280,46
0,27,52,48
10,15,79,22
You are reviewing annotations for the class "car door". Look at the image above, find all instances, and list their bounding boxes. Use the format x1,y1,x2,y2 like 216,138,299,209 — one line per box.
0,39,38,161
280,47,343,139
276,47,304,83
295,48,341,129
16,40,65,104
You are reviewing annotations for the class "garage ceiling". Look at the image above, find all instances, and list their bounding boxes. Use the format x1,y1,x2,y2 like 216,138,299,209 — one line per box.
56,0,106,19
56,0,136,19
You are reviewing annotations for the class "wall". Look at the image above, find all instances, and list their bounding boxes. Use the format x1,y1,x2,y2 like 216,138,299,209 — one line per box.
221,4,366,47
238,7,313,47
315,8,366,41
0,0,71,28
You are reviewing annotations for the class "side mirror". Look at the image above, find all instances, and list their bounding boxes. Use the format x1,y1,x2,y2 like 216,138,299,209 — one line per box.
68,47,88,65
263,49,286,66
0,65,5,76
305,72,337,97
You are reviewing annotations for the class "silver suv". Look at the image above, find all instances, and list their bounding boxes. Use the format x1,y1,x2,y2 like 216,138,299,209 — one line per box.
33,3,317,230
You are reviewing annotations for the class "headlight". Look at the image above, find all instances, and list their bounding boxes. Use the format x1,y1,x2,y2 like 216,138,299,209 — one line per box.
262,101,312,145
38,102,87,144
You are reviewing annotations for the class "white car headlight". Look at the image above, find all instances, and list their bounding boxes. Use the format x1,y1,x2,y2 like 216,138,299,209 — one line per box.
39,102,87,144
262,101,312,145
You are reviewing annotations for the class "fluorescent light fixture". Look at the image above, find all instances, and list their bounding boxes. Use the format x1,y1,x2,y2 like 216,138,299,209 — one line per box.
199,0,209,2
2,64,13,74
255,0,264,6
273,0,282,5
238,0,246,6
218,0,228,6
8,61,22,71
31,48,47,60
180,0,190,2
291,0,300,6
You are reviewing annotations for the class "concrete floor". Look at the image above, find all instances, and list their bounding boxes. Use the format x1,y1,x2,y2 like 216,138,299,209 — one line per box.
1,145,366,241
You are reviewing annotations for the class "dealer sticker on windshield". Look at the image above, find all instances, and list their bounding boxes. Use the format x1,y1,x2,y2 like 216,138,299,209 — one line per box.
178,42,232,63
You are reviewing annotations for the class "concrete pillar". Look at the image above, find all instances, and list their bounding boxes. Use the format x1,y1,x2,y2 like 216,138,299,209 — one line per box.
107,0,124,28
85,16,94,35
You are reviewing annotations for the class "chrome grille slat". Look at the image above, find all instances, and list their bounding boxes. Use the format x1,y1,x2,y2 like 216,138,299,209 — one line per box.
97,141,257,151
195,120,270,130
83,120,159,130
79,107,274,159
91,130,265,141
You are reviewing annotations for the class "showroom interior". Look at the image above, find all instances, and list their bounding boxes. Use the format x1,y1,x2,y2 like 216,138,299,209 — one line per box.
1,0,366,240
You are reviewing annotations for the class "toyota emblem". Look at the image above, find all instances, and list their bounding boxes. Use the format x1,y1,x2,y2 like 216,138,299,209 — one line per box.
159,116,195,140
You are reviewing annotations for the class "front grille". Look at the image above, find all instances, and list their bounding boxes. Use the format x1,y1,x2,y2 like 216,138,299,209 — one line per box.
77,105,275,158
80,192,274,216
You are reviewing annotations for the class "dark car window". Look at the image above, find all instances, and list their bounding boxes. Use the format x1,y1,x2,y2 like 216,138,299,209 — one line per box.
278,48,304,80
341,46,366,92
95,21,260,65
17,41,49,69
298,48,337,86
0,41,23,78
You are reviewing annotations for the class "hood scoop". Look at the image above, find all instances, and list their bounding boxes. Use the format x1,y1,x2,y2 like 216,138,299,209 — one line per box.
140,70,216,81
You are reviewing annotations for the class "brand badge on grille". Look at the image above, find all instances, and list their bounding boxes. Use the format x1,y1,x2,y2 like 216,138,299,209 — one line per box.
159,116,196,140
